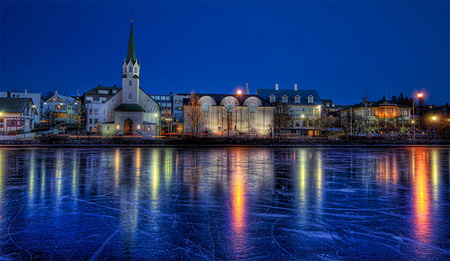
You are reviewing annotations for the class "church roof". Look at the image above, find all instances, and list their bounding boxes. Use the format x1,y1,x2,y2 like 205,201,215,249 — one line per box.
113,103,145,112
126,22,137,64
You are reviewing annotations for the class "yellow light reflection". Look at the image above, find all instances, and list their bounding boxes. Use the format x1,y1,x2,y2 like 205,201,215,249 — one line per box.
412,149,431,244
72,150,79,198
56,150,63,205
431,150,439,202
28,150,36,205
151,149,160,204
115,149,120,189
316,150,323,213
230,149,247,253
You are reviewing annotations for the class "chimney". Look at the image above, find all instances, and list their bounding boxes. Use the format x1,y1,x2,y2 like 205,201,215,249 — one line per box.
363,97,367,103
245,83,249,95
55,91,58,95
294,83,298,91
114,84,116,87
275,83,279,91
7,91,11,98
25,89,27,94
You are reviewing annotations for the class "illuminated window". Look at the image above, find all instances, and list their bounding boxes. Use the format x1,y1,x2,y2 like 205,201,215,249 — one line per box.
295,96,300,103
128,66,132,73
250,104,255,113
128,93,132,100
129,80,132,86
308,96,314,103
282,96,288,103
203,103,209,112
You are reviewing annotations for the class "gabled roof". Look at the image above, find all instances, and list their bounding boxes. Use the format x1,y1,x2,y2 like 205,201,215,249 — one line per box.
84,85,121,95
0,98,34,113
342,99,412,110
45,93,76,105
256,89,322,105
113,103,145,112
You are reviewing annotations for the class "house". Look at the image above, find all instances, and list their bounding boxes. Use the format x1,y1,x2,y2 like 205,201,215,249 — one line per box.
0,89,41,124
42,91,80,126
0,96,38,134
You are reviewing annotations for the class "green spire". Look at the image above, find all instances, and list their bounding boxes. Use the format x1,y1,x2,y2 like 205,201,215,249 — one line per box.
126,22,137,64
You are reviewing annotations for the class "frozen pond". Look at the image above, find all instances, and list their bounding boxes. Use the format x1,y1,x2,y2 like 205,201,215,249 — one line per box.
0,146,449,259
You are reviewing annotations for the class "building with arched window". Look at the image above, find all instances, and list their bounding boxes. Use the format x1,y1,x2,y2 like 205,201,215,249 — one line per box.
101,21,160,137
183,94,274,136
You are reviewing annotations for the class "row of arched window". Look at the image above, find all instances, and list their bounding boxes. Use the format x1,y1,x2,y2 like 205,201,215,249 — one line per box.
202,103,256,113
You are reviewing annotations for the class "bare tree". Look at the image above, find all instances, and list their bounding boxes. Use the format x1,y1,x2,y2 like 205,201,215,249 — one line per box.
184,90,207,136
42,107,56,133
162,107,174,136
273,102,291,137
75,97,85,136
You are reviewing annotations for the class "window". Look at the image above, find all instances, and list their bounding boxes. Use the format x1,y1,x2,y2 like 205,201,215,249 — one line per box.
98,90,108,94
308,96,314,103
94,119,98,124
94,109,98,115
129,80,132,86
128,66,132,73
112,90,117,94
89,109,92,115
295,120,300,127
107,126,110,131
250,104,256,113
89,119,92,124
403,110,408,116
270,95,275,103
99,97,106,103
282,96,288,103
315,108,319,116
387,109,392,115
203,103,209,112
308,108,313,115
128,93,132,100
295,108,300,115
295,96,300,103
134,67,137,73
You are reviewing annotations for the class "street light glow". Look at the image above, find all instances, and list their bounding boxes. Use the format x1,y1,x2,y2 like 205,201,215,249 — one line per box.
237,90,242,95
432,116,436,121
154,113,158,117
417,93,423,98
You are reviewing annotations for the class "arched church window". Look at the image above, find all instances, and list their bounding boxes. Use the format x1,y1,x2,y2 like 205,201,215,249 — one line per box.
128,66,132,73
128,93,132,100
129,80,132,86
134,67,137,73
203,104,209,112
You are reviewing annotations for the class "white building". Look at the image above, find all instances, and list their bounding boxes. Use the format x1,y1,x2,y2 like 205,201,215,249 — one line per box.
0,90,41,123
82,85,121,133
183,94,275,136
101,21,160,137
42,91,80,126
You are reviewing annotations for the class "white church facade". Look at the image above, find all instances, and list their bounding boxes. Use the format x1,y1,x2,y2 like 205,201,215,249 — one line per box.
102,21,160,137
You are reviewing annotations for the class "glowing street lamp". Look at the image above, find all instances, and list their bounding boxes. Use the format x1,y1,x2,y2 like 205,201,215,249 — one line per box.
237,90,242,95
432,116,436,141
413,92,423,141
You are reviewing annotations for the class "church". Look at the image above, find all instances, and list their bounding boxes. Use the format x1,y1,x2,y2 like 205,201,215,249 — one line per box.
102,20,160,137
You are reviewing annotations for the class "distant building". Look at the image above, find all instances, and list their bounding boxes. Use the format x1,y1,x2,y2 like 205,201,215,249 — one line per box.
0,96,38,133
149,94,174,133
321,99,339,113
101,21,160,137
340,97,413,135
0,90,41,124
82,85,121,133
42,91,80,125
183,94,275,136
172,93,191,133
256,84,323,136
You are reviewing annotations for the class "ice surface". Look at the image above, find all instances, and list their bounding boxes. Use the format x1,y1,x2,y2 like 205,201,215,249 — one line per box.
0,147,449,259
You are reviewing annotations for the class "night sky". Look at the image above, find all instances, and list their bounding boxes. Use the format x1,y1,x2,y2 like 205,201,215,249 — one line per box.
1,1,449,105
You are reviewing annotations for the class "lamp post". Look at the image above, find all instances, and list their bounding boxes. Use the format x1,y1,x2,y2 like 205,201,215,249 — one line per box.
432,116,436,141
301,114,305,137
237,90,242,134
413,93,423,141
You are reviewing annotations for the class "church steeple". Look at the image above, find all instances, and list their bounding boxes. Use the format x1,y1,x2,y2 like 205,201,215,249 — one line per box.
126,22,137,64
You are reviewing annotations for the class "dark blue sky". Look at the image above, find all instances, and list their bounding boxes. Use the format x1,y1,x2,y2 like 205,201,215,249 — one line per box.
1,1,449,105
